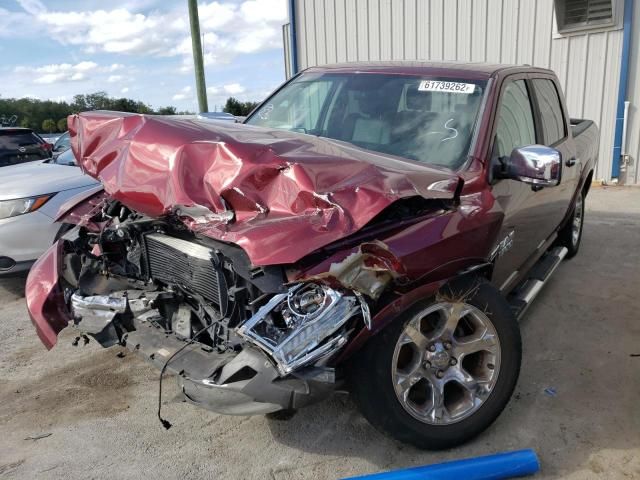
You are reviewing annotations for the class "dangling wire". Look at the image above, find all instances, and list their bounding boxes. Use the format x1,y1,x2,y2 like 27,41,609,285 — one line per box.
157,323,211,430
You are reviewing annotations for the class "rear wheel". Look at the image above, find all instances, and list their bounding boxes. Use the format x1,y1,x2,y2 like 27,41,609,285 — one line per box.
557,190,584,258
348,280,521,449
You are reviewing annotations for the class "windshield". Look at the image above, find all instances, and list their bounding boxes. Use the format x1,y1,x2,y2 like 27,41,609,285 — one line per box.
247,73,486,169
52,148,77,166
54,131,70,151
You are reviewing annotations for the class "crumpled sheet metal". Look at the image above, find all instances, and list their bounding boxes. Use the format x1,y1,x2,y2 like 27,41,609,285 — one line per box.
69,111,459,266
300,241,406,299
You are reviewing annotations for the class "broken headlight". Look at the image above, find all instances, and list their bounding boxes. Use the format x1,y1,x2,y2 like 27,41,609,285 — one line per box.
237,283,363,375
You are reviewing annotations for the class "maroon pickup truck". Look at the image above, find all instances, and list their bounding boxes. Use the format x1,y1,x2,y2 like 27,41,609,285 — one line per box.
25,62,598,449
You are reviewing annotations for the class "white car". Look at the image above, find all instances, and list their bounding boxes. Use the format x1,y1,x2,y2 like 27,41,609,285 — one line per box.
0,149,101,275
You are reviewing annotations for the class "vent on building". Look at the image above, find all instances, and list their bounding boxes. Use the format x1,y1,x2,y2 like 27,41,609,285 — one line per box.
555,0,615,33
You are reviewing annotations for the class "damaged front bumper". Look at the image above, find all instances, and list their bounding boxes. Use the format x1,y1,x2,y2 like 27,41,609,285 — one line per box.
26,243,364,415
121,321,337,415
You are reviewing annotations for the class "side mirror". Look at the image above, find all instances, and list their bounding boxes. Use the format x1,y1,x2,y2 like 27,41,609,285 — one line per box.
498,145,561,187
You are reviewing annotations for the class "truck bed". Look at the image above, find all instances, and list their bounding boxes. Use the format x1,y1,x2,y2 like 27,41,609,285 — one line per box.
570,118,594,137
570,118,599,169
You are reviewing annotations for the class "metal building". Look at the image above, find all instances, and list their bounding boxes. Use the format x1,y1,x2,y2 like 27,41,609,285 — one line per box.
283,0,639,184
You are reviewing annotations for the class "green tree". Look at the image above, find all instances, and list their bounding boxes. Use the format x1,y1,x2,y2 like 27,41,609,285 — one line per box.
42,118,56,133
157,106,177,115
223,97,243,116
0,92,185,132
57,117,68,132
223,97,259,117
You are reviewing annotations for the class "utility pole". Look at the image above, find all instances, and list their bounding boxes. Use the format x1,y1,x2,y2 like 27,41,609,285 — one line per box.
187,0,208,113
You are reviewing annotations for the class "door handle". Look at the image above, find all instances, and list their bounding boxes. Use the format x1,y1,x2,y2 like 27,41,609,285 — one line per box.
565,157,577,167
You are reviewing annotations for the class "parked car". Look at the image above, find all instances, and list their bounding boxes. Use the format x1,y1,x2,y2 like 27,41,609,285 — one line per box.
0,149,100,275
0,127,52,167
25,62,598,449
196,112,238,122
52,131,71,157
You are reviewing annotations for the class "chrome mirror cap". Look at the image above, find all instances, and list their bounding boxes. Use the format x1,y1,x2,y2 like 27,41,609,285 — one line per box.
507,145,561,187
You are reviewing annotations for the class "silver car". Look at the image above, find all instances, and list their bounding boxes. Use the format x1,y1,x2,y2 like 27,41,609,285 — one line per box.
0,149,101,275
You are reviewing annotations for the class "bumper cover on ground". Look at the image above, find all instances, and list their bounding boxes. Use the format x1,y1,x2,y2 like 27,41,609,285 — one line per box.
122,321,336,415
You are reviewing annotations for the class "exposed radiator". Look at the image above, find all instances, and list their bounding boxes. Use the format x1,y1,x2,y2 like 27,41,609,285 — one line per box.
144,233,228,311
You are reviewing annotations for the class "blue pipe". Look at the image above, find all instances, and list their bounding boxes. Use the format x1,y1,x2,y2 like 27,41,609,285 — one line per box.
288,0,299,75
612,0,634,178
342,449,540,480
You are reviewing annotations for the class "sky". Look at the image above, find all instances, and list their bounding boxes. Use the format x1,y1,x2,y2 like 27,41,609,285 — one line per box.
0,0,288,111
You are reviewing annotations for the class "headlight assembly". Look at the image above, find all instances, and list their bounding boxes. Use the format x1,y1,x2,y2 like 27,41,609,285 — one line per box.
237,283,364,375
0,194,54,220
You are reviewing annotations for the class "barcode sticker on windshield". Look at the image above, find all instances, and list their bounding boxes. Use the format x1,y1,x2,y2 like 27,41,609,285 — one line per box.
418,80,476,93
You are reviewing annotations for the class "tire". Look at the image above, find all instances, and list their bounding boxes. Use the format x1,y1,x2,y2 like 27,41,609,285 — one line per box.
556,190,584,259
347,278,522,450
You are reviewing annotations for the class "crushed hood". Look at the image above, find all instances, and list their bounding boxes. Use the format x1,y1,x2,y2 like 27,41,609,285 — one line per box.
69,111,461,265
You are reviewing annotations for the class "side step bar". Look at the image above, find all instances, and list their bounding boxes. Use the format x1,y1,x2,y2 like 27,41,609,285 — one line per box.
508,246,568,320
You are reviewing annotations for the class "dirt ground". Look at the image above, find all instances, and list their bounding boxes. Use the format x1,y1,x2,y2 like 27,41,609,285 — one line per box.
0,186,638,479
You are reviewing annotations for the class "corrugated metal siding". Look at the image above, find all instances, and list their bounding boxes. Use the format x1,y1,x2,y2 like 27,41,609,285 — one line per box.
292,0,629,182
625,0,640,184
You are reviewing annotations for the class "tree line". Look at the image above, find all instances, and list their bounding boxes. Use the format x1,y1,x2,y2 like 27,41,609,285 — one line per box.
0,92,262,133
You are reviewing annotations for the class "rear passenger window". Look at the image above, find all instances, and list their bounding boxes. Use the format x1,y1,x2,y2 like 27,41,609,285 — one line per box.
532,79,566,145
494,80,536,158
0,132,40,149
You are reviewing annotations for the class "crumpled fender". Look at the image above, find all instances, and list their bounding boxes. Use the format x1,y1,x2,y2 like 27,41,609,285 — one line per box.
68,111,461,266
25,241,70,349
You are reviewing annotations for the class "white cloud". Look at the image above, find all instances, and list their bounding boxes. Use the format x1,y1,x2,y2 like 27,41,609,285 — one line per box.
223,83,245,95
0,7,35,38
74,61,99,71
16,61,98,84
15,0,287,68
108,75,123,83
172,85,192,101
34,74,65,84
121,87,130,94
16,0,46,16
239,0,287,23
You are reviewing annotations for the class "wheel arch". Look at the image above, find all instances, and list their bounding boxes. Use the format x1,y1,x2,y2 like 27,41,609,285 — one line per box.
582,169,594,197
336,267,492,363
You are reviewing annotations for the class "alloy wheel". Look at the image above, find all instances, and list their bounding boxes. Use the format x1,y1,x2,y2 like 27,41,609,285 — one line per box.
572,194,584,246
391,302,501,425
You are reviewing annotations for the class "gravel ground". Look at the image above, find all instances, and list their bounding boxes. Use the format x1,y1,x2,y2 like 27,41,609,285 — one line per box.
1,186,639,479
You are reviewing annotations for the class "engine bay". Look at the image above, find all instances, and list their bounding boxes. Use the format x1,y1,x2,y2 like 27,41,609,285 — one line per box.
59,199,369,380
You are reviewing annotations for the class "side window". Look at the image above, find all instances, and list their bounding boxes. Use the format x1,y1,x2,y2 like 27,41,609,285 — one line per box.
494,80,536,158
532,79,566,145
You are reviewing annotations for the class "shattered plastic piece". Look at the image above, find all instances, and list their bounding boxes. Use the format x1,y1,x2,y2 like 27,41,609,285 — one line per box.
70,292,127,334
173,204,235,225
304,241,405,299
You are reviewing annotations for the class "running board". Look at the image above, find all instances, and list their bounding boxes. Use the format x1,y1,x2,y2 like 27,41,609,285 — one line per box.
508,246,568,320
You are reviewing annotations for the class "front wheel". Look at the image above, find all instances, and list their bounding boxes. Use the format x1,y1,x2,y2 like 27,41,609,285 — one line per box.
348,280,521,449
